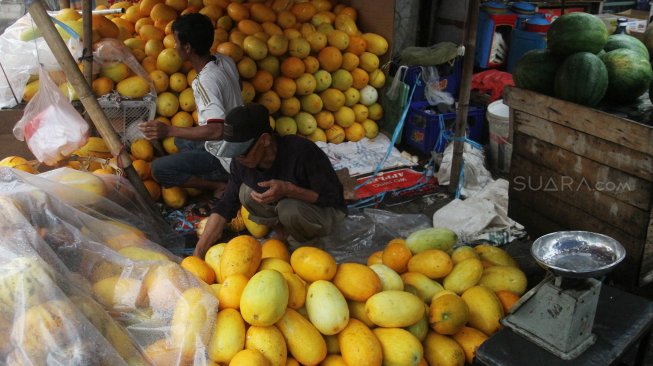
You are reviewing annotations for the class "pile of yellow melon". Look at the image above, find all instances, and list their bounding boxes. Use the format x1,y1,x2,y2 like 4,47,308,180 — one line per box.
180,230,528,366
13,0,393,208
23,0,387,145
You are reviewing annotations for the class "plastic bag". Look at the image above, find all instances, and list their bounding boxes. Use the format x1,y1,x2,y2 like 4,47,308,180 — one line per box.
489,32,507,66
422,65,455,107
0,12,83,108
396,42,460,66
0,167,216,365
432,179,527,246
13,67,89,166
93,38,156,97
311,208,432,263
379,65,410,141
471,69,515,103
436,140,493,198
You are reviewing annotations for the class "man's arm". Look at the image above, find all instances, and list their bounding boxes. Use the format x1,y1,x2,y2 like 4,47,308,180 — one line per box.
194,213,226,258
139,121,223,141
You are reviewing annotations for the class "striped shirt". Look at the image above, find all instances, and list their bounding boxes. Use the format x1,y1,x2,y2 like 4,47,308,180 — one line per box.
191,54,242,157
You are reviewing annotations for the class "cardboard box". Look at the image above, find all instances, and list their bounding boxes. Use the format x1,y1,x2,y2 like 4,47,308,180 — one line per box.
598,9,652,41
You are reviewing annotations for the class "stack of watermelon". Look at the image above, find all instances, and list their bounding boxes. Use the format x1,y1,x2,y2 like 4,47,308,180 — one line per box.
513,12,653,107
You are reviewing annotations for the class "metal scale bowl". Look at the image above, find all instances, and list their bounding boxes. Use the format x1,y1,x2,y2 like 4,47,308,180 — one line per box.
502,231,626,360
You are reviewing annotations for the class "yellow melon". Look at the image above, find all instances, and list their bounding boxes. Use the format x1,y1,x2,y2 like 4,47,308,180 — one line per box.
207,308,246,363
130,139,154,161
338,318,383,366
373,328,423,366
240,269,289,326
220,235,262,281
275,308,327,365
245,325,287,366
290,246,337,282
161,186,187,209
282,272,307,309
332,263,381,302
170,287,217,359
156,48,183,75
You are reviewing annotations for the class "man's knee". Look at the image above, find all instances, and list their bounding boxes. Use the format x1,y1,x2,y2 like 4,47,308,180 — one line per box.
150,155,186,187
277,199,303,226
150,157,168,183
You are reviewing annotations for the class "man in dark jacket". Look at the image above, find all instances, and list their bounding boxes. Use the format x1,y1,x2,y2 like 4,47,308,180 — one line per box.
194,103,347,258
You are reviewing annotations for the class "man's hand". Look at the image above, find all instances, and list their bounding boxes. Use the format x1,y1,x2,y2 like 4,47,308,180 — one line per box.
194,213,226,258
251,180,291,204
138,120,170,140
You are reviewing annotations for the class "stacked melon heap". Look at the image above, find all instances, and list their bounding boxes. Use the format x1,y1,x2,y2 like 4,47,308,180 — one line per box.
21,0,388,144
514,12,653,107
182,227,529,365
13,0,392,209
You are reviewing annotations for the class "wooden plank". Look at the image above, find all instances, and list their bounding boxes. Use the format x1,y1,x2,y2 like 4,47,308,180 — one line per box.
513,131,652,210
513,110,653,182
508,195,565,238
512,132,652,211
504,87,653,156
511,155,649,239
509,183,643,286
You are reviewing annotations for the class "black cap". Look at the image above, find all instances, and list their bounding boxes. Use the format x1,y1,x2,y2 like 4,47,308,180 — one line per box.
213,103,272,158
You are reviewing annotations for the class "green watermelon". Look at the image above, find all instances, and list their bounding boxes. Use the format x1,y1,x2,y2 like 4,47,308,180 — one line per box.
600,48,653,103
604,34,649,59
553,52,608,107
513,49,561,96
547,12,608,58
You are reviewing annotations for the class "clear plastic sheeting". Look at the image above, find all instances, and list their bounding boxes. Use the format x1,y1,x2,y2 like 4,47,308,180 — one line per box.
313,208,432,263
0,12,83,109
0,167,218,366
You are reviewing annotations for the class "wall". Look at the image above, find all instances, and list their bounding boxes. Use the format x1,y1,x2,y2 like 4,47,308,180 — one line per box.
0,108,33,159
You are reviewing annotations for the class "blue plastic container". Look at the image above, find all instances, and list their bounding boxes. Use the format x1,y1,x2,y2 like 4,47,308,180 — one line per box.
475,11,518,69
506,28,547,72
403,101,486,154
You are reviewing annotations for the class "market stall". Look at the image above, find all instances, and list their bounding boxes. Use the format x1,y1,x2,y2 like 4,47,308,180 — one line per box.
1,0,653,365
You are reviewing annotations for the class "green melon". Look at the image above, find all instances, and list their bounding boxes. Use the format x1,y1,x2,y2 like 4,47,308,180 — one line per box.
513,49,561,96
604,34,649,59
553,52,608,107
547,12,608,58
600,48,653,103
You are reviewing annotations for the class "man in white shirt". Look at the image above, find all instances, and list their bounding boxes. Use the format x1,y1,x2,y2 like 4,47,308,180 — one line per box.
139,13,242,196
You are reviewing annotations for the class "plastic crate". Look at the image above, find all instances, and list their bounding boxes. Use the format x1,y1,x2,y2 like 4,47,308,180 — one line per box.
388,58,462,101
97,93,156,142
403,101,486,154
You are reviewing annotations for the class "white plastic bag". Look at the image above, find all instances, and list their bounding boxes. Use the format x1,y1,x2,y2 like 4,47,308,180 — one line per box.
13,67,89,166
0,12,82,108
432,179,526,246
422,65,455,107
436,140,492,198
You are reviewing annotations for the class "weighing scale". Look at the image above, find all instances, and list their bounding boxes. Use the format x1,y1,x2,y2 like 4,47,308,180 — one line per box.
502,231,626,360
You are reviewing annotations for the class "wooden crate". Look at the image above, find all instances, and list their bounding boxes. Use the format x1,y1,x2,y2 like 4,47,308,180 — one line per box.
504,87,653,287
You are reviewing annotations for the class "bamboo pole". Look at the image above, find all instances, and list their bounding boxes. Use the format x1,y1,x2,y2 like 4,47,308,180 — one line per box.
449,0,480,194
81,0,93,127
27,0,160,216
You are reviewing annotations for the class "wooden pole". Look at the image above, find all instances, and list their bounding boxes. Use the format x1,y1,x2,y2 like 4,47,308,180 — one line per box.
449,0,480,195
27,0,160,216
81,0,94,127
